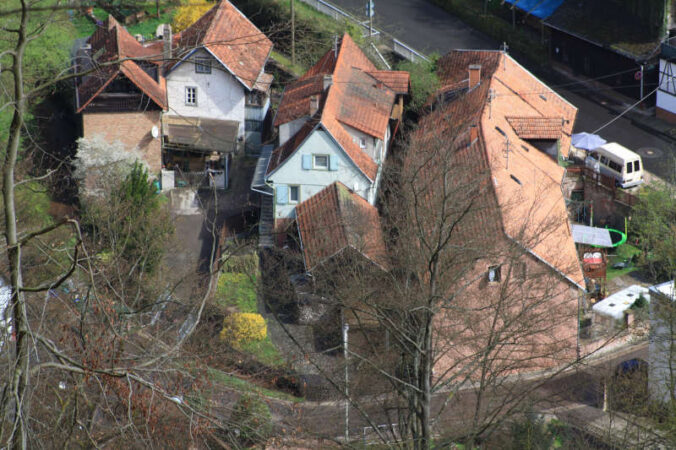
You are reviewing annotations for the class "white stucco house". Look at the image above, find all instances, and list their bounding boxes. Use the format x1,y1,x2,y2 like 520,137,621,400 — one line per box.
161,0,273,189
251,34,408,240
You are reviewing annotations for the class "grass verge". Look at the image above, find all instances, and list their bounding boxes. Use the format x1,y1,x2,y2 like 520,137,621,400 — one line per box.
208,368,302,402
606,243,641,281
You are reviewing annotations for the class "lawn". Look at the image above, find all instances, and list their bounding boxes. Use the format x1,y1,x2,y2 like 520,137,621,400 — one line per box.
126,9,176,39
270,50,306,78
216,256,285,366
208,368,302,402
216,271,258,313
71,8,107,38
71,7,176,39
606,243,641,281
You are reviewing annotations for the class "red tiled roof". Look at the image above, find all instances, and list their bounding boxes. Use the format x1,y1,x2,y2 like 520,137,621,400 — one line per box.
506,116,564,140
119,61,167,109
409,50,583,288
270,34,405,180
367,70,410,94
77,16,167,112
273,75,325,126
177,0,272,90
323,119,378,180
334,68,396,139
296,182,389,271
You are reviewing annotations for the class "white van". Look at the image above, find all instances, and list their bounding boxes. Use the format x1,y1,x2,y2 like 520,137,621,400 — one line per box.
584,142,644,188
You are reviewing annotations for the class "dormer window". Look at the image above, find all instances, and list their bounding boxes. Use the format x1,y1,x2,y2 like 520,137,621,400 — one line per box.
195,57,211,74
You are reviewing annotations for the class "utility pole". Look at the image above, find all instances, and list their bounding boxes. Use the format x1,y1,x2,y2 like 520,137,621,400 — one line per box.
291,0,295,65
366,0,374,37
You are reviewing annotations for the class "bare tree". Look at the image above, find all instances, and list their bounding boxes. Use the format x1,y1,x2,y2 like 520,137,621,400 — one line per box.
265,93,584,448
0,1,272,447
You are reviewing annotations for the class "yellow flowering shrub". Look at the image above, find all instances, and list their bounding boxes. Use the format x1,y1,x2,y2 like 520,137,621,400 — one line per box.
172,0,213,32
220,313,267,347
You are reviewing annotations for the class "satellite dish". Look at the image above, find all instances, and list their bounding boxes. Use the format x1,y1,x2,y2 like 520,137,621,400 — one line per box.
151,126,159,139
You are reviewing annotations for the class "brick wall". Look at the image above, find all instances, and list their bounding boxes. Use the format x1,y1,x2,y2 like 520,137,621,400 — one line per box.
82,111,162,173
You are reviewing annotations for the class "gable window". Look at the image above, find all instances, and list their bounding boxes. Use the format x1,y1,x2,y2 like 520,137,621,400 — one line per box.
195,57,211,74
359,137,367,149
289,185,300,203
313,154,329,170
487,265,501,283
185,86,197,106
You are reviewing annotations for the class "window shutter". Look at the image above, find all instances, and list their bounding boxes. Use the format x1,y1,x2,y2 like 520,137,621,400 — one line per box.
276,185,288,205
302,155,312,170
329,155,339,171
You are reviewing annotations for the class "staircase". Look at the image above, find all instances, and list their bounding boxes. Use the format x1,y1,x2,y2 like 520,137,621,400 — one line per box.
258,194,274,248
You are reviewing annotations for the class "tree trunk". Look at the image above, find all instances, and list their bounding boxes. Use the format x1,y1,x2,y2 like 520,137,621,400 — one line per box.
2,2,30,449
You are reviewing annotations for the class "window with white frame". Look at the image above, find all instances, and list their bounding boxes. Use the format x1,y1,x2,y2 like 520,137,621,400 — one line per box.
359,137,367,149
185,86,197,106
289,185,300,203
313,154,329,170
194,57,211,74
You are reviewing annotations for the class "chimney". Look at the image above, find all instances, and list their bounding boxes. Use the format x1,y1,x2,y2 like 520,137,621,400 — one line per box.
162,24,172,61
469,124,478,143
468,64,481,89
323,74,333,91
309,95,319,116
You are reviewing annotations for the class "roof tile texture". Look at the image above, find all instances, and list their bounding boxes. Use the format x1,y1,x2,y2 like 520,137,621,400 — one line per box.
178,0,272,90
296,182,388,270
270,34,406,180
78,16,167,112
415,50,583,287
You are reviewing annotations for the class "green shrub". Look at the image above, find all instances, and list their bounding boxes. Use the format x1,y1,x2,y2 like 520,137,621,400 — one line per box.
230,394,273,446
221,312,268,347
396,56,440,112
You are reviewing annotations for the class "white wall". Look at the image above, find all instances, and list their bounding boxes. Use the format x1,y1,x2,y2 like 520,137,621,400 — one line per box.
657,59,676,114
268,128,372,219
279,117,308,146
342,123,384,163
166,48,246,137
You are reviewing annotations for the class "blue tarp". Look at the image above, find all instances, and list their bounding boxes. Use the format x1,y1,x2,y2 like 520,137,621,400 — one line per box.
503,0,564,20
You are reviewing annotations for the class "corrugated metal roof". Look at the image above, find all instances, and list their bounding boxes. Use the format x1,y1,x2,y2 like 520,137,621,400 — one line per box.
571,224,613,247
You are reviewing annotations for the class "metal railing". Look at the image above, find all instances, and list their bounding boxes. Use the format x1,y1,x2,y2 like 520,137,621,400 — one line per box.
298,0,428,63
173,168,226,190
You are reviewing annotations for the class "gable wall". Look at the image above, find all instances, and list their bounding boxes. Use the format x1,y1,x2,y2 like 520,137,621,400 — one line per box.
166,48,245,137
268,128,372,220
279,117,309,146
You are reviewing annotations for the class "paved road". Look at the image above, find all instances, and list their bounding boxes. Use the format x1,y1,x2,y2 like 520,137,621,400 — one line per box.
331,0,675,179
335,0,496,53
